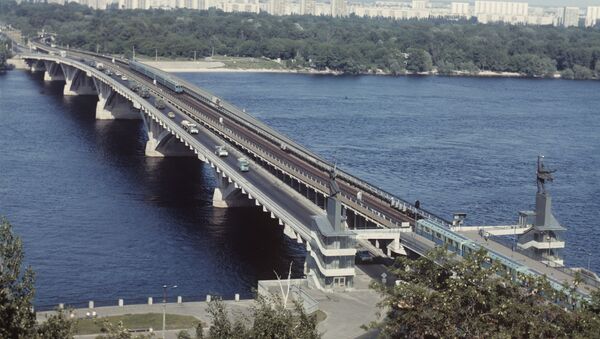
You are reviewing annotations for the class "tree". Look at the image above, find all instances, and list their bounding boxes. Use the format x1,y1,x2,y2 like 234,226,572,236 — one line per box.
195,320,204,339
367,248,600,338
96,320,154,339
406,48,433,73
510,54,556,77
0,218,37,338
561,68,575,80
206,294,320,339
36,308,76,339
0,218,75,338
572,64,594,80
177,330,192,339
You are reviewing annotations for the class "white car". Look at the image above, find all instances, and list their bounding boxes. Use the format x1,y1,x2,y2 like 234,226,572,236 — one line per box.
189,128,199,134
167,111,175,119
121,75,128,81
215,146,228,157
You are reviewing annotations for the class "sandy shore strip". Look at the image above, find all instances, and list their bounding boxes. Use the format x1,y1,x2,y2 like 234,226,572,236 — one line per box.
143,60,341,74
143,60,535,78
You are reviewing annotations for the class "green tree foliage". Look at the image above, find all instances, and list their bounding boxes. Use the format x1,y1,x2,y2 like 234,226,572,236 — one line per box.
195,320,204,339
406,48,432,73
95,320,154,339
368,248,600,338
36,308,76,339
206,294,319,339
2,2,600,77
510,54,556,77
0,217,37,338
573,64,594,80
177,330,192,339
0,35,14,71
561,68,575,80
0,218,75,338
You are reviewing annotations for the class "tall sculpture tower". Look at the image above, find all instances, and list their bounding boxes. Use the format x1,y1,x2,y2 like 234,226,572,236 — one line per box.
517,156,566,266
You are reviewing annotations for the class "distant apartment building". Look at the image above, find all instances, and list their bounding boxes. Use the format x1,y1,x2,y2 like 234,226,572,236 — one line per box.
411,0,428,10
331,0,348,17
561,7,580,27
300,0,315,15
118,0,137,9
223,0,259,13
474,1,528,24
20,0,587,29
93,0,109,9
585,6,600,27
450,2,470,18
269,0,286,15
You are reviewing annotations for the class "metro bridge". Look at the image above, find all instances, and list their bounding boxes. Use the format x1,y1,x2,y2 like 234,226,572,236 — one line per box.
18,42,598,297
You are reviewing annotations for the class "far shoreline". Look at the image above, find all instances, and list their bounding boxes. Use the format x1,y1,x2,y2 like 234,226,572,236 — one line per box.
142,60,568,80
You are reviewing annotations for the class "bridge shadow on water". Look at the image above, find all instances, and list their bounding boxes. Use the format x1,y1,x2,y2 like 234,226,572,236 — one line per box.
25,72,306,305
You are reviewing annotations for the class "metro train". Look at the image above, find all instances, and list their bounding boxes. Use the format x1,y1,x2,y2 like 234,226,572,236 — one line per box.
415,219,531,279
129,60,183,93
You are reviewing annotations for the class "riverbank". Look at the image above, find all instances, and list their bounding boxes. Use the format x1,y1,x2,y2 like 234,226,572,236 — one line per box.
7,57,27,69
142,58,550,79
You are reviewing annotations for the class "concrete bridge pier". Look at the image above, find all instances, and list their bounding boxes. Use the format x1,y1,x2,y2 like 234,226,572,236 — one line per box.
60,64,97,96
94,80,140,120
141,112,192,157
29,60,46,73
43,61,65,81
212,170,252,208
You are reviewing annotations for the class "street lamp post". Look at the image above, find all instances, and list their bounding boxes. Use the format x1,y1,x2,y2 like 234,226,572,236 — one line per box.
162,284,177,339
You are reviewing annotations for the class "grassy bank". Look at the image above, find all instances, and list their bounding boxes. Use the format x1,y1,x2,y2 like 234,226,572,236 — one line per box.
74,313,200,335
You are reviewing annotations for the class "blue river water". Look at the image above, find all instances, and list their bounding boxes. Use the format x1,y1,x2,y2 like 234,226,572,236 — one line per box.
0,70,599,307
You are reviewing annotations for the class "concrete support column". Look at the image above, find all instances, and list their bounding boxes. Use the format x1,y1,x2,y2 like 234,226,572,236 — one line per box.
141,111,192,157
30,60,46,73
60,64,97,96
212,171,251,208
43,61,65,81
94,79,140,120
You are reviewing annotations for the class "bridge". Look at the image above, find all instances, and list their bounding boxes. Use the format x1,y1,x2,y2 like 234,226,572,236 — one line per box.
18,42,598,297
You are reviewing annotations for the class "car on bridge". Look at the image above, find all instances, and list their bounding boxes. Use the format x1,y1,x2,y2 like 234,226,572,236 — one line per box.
167,111,175,119
215,146,228,157
155,99,166,110
238,158,250,172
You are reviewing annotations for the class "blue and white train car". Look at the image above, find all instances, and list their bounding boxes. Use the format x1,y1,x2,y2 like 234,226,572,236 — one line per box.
415,219,530,280
129,61,183,93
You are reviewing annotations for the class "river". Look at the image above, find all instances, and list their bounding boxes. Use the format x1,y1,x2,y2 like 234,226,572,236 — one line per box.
0,70,598,307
